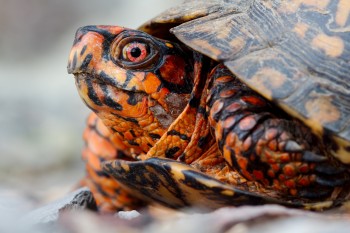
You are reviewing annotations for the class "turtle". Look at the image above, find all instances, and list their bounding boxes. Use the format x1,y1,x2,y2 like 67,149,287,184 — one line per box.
67,0,350,213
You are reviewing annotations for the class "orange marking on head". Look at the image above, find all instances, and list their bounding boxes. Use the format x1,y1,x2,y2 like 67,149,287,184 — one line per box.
96,25,125,35
94,82,106,102
109,90,148,118
150,87,170,109
143,73,162,94
99,61,127,85
110,134,130,151
124,131,134,141
69,32,104,73
127,71,147,90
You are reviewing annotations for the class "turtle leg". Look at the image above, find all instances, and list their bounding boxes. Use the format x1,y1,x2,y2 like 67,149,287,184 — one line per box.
207,65,349,200
80,113,145,213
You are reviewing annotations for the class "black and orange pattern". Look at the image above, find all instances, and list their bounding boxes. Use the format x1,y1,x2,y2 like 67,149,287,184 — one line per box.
80,113,144,212
206,65,348,200
67,0,350,212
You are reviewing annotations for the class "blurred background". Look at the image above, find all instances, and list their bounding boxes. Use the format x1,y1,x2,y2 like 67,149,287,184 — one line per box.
0,0,182,211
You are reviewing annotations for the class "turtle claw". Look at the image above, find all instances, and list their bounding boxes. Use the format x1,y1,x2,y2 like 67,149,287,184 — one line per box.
298,168,348,199
315,174,349,187
301,151,350,188
315,163,346,175
302,151,327,163
284,140,303,152
298,187,332,199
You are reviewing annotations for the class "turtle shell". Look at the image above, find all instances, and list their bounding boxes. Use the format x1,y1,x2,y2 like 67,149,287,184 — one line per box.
139,0,350,164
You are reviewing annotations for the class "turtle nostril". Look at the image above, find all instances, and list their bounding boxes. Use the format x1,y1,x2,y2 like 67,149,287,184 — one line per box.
73,26,94,45
73,30,84,45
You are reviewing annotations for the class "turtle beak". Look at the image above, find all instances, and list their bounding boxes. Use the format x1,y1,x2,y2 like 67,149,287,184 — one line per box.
67,25,125,75
67,26,96,75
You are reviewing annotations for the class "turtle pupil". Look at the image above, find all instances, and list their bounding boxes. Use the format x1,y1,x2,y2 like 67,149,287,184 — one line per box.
130,47,141,58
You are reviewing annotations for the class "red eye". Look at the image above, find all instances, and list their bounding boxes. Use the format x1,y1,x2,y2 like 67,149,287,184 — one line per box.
122,42,148,62
111,33,160,70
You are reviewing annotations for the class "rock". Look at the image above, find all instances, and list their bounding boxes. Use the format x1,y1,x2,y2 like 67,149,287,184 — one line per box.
117,210,141,220
56,204,350,233
22,187,96,225
3,186,350,233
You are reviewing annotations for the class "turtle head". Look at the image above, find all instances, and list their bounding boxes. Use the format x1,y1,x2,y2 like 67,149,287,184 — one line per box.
68,25,194,153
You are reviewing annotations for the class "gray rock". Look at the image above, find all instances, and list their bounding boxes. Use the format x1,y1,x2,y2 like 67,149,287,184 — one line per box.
117,210,141,220
22,187,96,225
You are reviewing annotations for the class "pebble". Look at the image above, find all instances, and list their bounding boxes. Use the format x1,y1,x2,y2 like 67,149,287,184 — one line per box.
117,210,141,220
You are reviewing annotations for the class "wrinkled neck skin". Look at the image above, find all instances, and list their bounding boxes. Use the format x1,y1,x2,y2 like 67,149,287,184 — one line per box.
68,25,206,155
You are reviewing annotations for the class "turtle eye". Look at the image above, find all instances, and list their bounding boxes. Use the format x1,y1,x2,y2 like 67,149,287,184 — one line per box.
111,33,160,70
122,42,148,62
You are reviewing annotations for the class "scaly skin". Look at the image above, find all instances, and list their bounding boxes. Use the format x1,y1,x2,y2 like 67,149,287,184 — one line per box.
206,65,348,199
68,26,349,212
68,25,196,212
80,113,144,212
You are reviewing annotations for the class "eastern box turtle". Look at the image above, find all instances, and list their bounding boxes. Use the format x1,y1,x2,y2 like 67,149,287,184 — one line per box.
67,0,350,212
